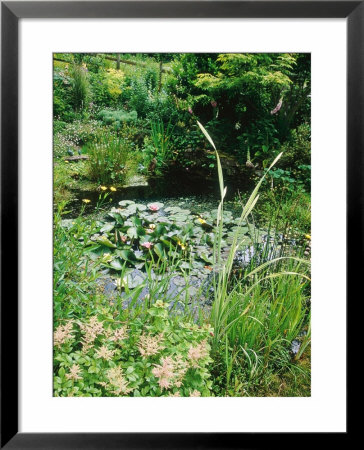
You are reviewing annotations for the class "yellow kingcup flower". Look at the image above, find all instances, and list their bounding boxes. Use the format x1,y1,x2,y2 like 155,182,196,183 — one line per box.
101,186,107,191
82,199,91,204
65,160,69,163
177,240,187,250
198,217,206,224
305,234,311,240
110,187,117,192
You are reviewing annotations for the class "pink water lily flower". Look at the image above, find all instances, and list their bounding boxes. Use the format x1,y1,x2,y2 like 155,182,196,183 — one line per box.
149,204,160,212
141,242,153,249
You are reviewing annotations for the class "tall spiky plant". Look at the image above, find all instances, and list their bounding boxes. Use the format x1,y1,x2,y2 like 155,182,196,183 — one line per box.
197,121,310,352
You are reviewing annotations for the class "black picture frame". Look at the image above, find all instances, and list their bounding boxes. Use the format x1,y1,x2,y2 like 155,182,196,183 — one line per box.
1,1,356,448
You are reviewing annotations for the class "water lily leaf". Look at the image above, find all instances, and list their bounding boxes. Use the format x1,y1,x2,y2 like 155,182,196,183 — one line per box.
119,200,135,207
96,236,116,248
131,216,142,227
134,203,147,211
164,206,182,213
154,243,166,260
197,250,213,264
192,261,205,269
100,222,115,233
119,250,137,262
127,227,138,239
136,226,146,237
109,259,124,270
154,224,167,236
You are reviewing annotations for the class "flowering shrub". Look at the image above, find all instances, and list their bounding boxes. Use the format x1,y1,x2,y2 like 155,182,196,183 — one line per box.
53,119,107,158
54,302,214,397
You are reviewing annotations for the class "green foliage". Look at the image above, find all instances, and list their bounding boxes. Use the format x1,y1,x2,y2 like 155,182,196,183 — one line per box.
167,53,310,167
279,123,311,168
267,165,311,193
89,68,125,106
53,67,75,121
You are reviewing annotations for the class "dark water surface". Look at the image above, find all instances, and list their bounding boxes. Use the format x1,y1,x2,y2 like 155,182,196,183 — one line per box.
66,172,251,218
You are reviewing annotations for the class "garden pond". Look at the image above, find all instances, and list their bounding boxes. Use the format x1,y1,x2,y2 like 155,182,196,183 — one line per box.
61,186,308,318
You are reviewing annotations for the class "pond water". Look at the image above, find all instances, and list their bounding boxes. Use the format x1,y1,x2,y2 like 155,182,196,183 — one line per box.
60,170,309,324
66,171,251,219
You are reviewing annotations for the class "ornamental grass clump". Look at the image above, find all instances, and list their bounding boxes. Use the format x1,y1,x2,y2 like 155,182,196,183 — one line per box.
196,121,310,363
86,133,136,185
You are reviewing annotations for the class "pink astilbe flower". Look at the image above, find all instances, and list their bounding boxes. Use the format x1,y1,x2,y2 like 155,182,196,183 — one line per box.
152,356,175,391
270,98,283,115
141,241,153,249
148,204,160,212
189,389,201,397
80,316,105,352
187,340,209,368
152,355,188,391
65,364,82,381
138,333,165,357
95,345,116,361
188,107,193,115
108,326,128,344
54,320,74,347
169,391,181,397
106,366,133,396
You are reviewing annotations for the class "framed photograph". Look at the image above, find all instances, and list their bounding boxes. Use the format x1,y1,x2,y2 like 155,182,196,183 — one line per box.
1,1,356,447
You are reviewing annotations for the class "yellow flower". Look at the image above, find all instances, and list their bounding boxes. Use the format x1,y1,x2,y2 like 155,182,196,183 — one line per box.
305,234,311,240
110,187,117,192
65,160,69,163
198,217,206,224
177,240,187,250
100,186,107,191
82,199,91,204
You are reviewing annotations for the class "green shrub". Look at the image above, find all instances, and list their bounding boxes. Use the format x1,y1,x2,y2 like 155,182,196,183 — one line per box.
53,69,75,121
279,123,311,168
98,109,138,130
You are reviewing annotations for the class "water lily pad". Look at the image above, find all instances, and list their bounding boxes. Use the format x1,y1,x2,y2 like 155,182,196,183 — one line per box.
96,236,116,248
109,258,124,270
127,227,138,239
100,222,115,233
119,249,138,262
119,200,135,207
